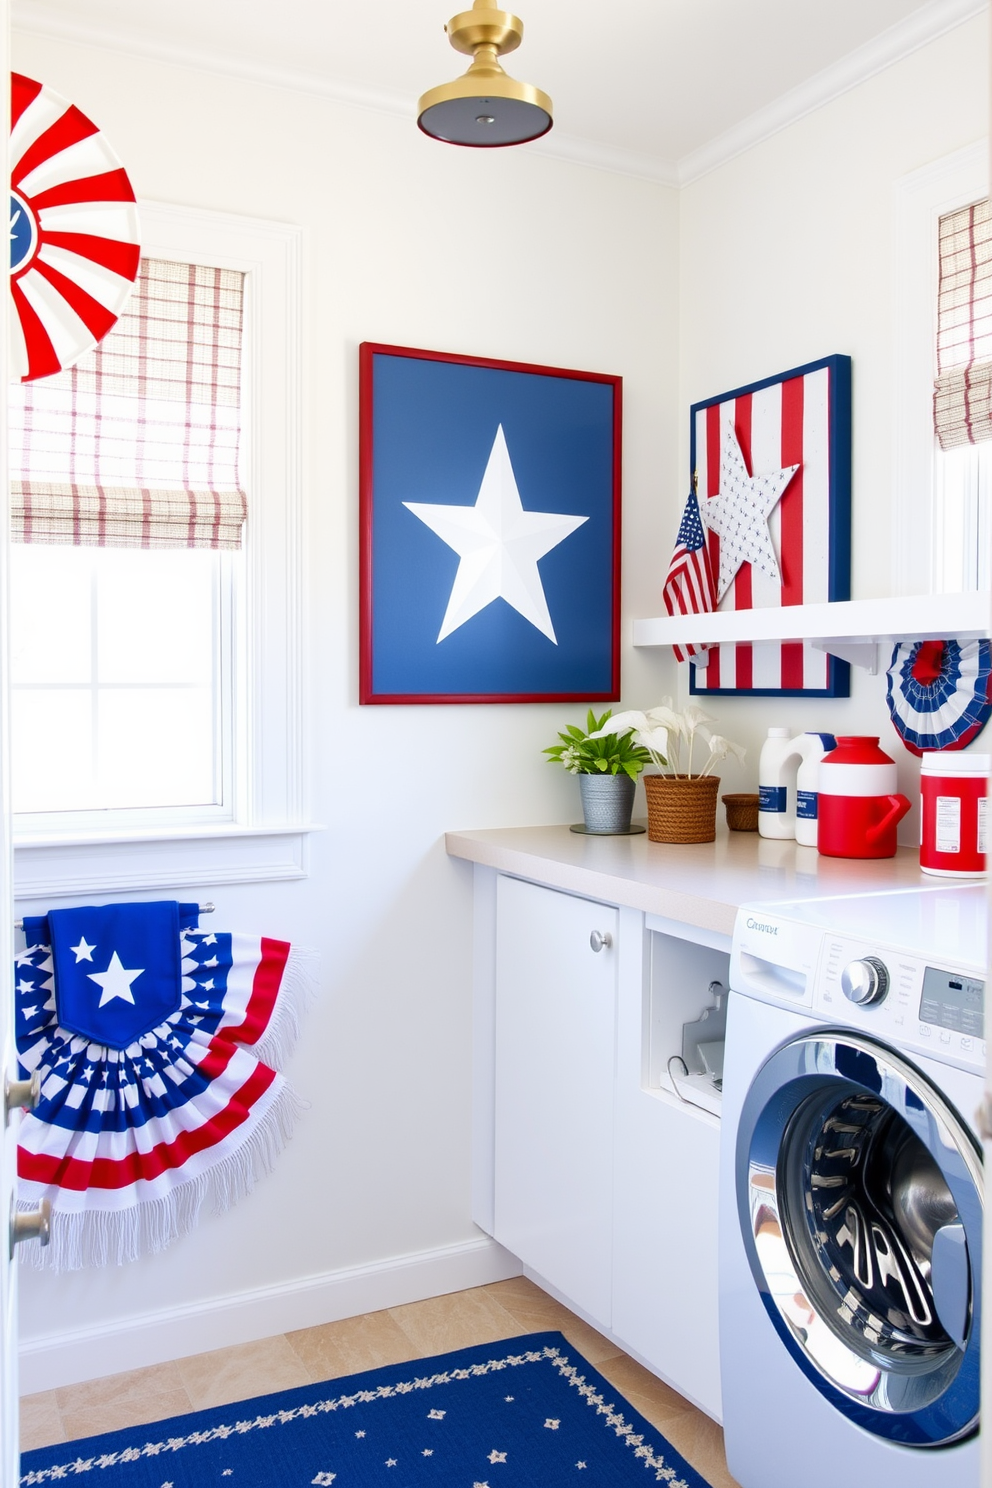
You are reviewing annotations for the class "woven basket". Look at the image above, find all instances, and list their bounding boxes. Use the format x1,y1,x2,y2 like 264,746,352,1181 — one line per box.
643,774,720,844
722,792,760,832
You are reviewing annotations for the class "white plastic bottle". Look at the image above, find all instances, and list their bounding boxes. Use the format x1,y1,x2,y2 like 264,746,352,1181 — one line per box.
794,732,837,848
758,728,797,839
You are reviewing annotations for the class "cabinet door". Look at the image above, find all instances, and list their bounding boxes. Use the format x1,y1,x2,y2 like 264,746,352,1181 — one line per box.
612,928,727,1419
494,875,617,1326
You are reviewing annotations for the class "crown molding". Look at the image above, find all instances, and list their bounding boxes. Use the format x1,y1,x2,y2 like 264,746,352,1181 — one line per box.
13,0,985,192
677,0,987,185
531,131,679,187
12,7,680,185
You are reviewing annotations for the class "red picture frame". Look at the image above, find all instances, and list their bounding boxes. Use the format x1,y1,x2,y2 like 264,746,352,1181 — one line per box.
360,342,622,704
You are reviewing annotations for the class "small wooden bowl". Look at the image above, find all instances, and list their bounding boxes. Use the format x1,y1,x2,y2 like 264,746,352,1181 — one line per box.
722,793,759,832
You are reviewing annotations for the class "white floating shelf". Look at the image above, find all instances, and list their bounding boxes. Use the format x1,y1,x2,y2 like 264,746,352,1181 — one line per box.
632,593,991,673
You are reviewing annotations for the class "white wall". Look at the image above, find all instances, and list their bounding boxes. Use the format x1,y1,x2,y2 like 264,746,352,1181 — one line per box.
11,32,681,1384
677,12,990,831
13,10,989,1385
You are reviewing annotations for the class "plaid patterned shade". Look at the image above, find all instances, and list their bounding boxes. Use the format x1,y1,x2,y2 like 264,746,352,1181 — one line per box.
934,199,992,450
10,258,248,548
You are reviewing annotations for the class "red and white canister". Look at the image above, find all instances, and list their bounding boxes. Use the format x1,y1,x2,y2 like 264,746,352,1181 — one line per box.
920,751,989,877
817,736,912,860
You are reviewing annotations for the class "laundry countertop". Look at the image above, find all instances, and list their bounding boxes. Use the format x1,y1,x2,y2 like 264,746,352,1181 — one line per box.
444,823,934,939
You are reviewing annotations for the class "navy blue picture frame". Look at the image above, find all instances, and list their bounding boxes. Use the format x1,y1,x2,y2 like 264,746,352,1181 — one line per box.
359,343,622,705
688,353,852,698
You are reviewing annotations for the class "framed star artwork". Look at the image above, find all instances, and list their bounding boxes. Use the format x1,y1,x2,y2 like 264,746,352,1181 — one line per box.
359,343,622,704
688,353,852,697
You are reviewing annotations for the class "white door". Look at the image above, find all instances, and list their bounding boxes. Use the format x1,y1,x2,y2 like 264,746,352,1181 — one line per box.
1,912,16,1488
2,5,20,1478
493,875,617,1327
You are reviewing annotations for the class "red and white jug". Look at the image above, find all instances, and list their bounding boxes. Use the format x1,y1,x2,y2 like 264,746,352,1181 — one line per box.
817,736,911,859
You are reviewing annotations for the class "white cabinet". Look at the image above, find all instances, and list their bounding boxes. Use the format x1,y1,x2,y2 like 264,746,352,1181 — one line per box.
480,870,727,1419
493,874,617,1327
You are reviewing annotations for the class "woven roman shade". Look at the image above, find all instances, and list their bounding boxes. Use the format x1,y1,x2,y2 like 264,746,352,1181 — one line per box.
934,198,992,451
10,258,248,548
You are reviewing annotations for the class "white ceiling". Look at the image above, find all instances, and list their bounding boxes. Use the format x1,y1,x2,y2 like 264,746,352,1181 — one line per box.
11,0,986,181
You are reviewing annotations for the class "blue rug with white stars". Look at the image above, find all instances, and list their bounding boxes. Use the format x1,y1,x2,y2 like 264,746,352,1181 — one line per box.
20,1332,713,1487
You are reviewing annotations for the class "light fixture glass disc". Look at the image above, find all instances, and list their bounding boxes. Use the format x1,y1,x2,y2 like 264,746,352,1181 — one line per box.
419,94,551,146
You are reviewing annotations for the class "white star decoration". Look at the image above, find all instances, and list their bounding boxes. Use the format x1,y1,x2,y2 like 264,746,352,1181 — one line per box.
428,1409,446,1420
488,1449,507,1463
88,951,144,1007
70,935,96,962
699,425,799,601
404,424,587,644
544,1419,560,1430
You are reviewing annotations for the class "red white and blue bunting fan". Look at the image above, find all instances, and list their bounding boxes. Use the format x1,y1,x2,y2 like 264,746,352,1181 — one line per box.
10,72,140,383
14,901,317,1270
886,638,992,755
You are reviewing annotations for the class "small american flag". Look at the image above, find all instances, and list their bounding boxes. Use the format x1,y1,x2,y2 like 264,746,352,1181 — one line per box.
663,486,716,663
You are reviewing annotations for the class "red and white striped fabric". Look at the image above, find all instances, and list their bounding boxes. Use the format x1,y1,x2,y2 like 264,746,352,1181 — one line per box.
692,362,834,694
10,72,140,383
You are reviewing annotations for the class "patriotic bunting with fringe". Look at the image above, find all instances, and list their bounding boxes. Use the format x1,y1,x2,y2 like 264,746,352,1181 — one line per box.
14,901,317,1270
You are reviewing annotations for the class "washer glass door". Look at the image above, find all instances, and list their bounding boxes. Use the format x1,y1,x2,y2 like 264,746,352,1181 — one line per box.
738,1033,982,1446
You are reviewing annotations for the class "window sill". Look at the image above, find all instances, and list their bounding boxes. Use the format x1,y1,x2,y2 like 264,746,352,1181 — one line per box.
13,824,324,901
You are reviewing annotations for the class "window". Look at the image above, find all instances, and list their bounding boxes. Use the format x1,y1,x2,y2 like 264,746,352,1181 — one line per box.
932,197,992,593
11,205,306,898
10,257,245,828
893,141,989,597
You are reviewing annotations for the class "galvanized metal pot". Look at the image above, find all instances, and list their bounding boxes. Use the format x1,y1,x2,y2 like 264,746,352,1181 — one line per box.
578,772,636,834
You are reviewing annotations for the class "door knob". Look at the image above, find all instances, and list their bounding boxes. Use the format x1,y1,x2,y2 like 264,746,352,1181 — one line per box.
4,1069,41,1124
589,930,613,953
9,1196,51,1259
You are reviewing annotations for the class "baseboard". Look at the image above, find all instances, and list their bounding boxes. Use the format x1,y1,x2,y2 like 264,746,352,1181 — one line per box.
20,1233,522,1394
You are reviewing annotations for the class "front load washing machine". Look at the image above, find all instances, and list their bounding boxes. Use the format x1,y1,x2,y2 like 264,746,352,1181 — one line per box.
720,885,984,1488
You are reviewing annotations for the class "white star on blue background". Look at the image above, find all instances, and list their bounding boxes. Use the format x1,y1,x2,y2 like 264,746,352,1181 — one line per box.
404,425,587,645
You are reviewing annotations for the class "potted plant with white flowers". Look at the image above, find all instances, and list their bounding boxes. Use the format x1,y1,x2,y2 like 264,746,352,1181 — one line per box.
544,708,652,834
586,700,745,843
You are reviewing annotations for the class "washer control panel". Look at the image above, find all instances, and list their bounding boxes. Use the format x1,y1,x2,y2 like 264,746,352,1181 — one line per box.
819,935,986,1075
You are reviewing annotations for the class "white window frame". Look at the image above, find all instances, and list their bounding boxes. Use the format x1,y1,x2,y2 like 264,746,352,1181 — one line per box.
13,203,311,899
892,139,989,597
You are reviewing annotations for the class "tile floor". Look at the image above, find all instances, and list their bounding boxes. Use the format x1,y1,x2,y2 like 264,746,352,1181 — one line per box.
19,1277,739,1488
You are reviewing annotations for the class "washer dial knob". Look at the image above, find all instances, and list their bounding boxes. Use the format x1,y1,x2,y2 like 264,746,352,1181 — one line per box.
840,956,890,1006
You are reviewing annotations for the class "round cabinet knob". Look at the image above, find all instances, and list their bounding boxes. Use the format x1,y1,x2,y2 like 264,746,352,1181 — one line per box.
840,956,890,1006
589,930,613,953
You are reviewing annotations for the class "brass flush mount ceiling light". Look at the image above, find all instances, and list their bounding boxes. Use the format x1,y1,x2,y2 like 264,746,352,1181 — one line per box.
418,0,553,147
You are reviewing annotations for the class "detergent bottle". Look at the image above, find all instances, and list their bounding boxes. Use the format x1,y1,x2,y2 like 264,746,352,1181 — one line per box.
794,732,837,848
817,736,911,859
758,729,797,839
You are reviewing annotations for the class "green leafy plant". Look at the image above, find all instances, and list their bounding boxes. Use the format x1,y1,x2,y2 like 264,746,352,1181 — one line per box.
544,708,654,782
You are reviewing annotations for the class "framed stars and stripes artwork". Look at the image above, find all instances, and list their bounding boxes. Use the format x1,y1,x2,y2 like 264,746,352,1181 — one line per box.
359,343,622,704
688,353,852,697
